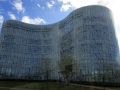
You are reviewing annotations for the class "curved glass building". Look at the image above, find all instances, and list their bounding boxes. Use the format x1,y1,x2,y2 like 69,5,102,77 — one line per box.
0,5,119,81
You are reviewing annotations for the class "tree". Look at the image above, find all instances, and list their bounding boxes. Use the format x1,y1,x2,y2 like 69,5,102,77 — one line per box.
57,54,78,85
41,55,53,82
76,69,85,86
108,63,120,83
95,60,120,90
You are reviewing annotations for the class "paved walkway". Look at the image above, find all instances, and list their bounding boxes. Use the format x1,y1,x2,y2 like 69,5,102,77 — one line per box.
71,83,116,90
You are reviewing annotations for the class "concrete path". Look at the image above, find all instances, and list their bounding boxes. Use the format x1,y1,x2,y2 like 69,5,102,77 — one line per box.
71,84,116,90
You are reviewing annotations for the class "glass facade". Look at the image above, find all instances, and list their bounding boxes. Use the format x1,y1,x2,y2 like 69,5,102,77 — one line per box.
0,5,119,81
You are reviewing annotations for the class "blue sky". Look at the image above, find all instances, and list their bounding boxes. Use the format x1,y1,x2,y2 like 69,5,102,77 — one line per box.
0,0,120,46
0,0,73,24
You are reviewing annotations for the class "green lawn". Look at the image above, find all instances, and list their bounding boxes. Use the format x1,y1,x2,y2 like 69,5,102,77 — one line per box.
0,81,119,90
14,82,103,90
0,81,31,87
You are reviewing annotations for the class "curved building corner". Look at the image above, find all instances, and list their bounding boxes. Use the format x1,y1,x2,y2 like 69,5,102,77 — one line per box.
0,5,119,81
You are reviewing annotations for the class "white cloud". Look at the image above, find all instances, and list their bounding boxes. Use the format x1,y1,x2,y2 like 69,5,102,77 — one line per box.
51,0,55,4
47,0,55,9
42,7,45,9
0,15,4,29
47,2,52,8
57,0,114,12
37,4,40,7
97,0,114,6
21,16,46,24
12,0,25,13
60,3,72,12
8,12,16,20
58,0,97,11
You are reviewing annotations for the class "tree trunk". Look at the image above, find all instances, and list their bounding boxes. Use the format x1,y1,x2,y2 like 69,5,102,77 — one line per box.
67,78,68,86
47,72,48,83
79,79,81,87
46,72,48,90
103,74,105,90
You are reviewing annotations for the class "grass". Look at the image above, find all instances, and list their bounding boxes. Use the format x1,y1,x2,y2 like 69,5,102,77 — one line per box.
0,81,31,87
0,81,119,90
15,82,103,90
